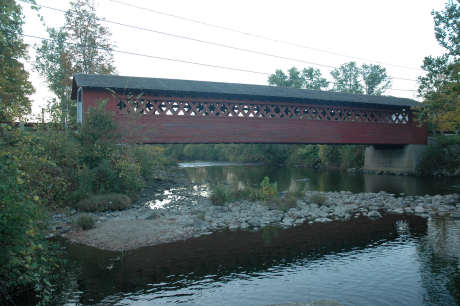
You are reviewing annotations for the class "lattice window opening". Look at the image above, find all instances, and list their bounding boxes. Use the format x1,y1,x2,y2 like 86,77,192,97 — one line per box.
115,97,411,125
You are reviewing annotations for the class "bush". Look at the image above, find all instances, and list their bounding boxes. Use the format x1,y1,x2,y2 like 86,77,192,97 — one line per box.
338,145,364,168
133,145,175,179
75,215,95,230
287,145,320,167
435,135,460,146
112,149,145,196
417,143,460,176
0,150,62,304
75,193,132,212
259,176,278,201
77,100,119,168
210,184,229,205
310,193,327,205
75,215,96,230
318,145,341,167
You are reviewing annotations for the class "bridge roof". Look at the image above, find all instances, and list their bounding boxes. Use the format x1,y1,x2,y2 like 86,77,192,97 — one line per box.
72,74,418,107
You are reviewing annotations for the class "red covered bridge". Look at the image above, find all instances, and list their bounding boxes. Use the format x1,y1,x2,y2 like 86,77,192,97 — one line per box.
71,74,426,145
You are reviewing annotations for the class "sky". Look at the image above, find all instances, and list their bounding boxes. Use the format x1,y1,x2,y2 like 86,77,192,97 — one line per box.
20,0,447,118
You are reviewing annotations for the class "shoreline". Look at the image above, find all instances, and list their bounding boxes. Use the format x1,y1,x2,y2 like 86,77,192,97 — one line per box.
53,181,460,251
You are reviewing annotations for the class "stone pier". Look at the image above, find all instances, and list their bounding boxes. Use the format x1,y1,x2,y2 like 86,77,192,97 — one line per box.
364,144,428,175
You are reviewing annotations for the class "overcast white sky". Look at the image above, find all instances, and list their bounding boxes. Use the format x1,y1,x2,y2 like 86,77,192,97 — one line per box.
21,0,446,117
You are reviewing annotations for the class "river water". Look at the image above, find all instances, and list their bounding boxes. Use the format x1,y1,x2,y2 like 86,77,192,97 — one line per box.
58,163,459,305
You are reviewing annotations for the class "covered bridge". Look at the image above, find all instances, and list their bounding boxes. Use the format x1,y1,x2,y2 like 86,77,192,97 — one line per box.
71,74,427,145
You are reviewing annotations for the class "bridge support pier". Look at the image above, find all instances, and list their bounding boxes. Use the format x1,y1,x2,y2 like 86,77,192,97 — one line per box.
364,144,428,175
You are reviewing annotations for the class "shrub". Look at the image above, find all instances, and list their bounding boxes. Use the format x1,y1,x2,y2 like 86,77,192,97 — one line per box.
417,143,460,176
310,193,327,205
92,159,118,193
338,145,365,168
77,99,119,168
133,145,174,179
210,184,229,205
0,150,62,304
318,145,341,167
260,176,278,201
75,215,95,230
75,193,132,212
112,149,144,196
288,145,320,167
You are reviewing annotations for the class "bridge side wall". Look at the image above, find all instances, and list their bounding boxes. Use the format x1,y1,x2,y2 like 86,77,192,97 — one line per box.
81,89,427,145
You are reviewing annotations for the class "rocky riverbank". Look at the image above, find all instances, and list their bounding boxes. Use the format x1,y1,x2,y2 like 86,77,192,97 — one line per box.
55,181,460,251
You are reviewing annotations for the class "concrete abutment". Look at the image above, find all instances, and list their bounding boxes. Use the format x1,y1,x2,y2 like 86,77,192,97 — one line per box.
364,144,428,175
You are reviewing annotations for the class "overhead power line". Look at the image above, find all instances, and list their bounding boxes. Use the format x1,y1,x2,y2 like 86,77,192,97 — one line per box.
23,34,416,93
108,0,423,72
23,34,270,75
28,1,418,83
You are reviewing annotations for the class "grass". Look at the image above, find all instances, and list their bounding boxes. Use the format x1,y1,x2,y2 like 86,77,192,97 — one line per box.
75,193,132,212
209,177,306,213
75,215,95,230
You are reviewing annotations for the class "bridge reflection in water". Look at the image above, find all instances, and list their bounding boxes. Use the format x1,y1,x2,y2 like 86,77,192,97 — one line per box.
62,214,430,305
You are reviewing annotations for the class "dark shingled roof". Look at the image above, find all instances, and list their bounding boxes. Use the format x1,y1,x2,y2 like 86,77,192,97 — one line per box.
71,74,418,107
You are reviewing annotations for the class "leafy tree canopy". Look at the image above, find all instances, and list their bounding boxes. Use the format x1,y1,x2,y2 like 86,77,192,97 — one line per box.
269,62,391,96
330,62,391,95
268,66,329,90
417,0,459,133
0,0,35,122
35,0,116,124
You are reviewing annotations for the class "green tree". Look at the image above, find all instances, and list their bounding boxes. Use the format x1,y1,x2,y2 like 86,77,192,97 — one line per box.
360,64,391,95
0,0,35,122
35,0,116,124
268,66,329,90
417,0,459,133
330,62,363,94
330,62,391,95
35,28,73,123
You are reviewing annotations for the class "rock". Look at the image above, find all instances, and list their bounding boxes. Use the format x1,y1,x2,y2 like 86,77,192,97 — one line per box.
315,217,332,223
240,222,249,229
294,218,306,225
414,206,425,213
228,222,240,230
281,216,295,227
367,211,382,219
333,205,347,218
404,207,413,213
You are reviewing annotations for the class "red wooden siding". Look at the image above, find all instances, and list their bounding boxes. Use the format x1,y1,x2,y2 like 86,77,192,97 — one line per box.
83,89,427,145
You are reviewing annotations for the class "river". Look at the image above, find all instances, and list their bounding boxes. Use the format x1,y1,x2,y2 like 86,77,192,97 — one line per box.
57,163,459,305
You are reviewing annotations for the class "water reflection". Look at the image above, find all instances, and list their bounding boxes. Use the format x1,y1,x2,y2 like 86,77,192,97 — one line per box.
180,163,460,195
60,215,434,305
53,163,460,305
146,185,209,210
417,217,460,305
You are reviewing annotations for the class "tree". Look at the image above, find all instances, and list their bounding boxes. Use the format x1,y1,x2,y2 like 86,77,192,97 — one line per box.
432,0,460,57
330,62,392,95
360,64,391,95
330,62,363,94
301,67,330,90
417,0,459,133
35,28,73,123
0,0,35,122
35,0,115,124
268,66,329,90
